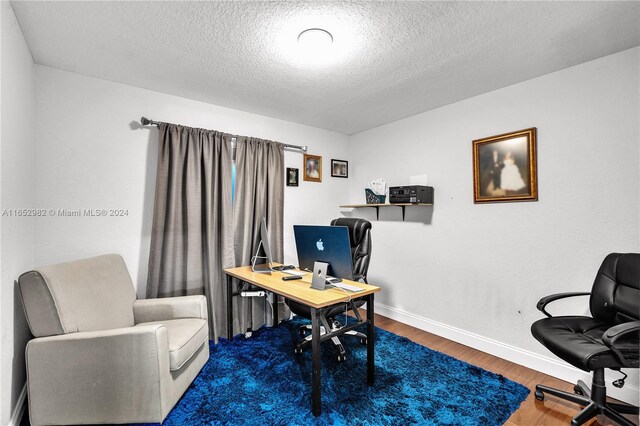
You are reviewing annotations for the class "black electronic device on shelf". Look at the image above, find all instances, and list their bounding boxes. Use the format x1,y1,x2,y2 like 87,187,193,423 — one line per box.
389,185,433,204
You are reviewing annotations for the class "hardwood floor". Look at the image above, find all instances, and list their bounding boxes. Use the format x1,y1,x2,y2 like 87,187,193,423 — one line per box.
369,311,639,426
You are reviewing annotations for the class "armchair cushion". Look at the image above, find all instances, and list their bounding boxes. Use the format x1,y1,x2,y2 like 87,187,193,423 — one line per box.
138,318,208,371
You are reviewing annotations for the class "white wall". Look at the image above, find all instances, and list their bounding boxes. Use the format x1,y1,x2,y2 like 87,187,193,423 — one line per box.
349,47,640,402
0,2,36,424
34,66,351,295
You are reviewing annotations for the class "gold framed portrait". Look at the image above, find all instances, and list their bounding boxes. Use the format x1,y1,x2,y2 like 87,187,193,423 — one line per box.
303,154,322,182
472,127,538,203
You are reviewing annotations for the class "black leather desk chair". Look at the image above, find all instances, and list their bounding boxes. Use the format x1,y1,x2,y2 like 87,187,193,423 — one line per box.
287,218,372,362
531,253,639,426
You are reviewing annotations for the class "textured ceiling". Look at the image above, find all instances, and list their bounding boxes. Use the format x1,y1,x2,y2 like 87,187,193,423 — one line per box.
11,1,640,135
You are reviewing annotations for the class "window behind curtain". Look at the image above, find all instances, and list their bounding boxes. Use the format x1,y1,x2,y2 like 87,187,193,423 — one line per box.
231,137,237,203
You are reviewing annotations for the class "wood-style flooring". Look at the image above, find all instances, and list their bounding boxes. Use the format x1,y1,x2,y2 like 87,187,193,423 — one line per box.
370,310,639,426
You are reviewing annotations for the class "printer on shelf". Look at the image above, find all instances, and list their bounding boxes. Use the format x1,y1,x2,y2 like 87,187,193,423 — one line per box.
389,185,434,204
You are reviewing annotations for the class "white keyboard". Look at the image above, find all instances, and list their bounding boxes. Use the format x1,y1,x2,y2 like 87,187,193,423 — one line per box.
331,282,364,293
282,270,308,277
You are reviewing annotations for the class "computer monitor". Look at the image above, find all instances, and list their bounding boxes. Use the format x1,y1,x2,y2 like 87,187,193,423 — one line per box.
251,217,273,273
260,217,273,265
293,225,354,280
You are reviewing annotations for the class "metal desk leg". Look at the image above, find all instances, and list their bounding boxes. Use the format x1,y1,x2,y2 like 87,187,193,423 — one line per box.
272,294,279,326
227,275,233,340
311,307,322,416
367,293,375,385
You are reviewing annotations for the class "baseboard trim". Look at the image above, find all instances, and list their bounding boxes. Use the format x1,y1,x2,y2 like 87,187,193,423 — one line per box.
8,383,27,426
373,302,639,405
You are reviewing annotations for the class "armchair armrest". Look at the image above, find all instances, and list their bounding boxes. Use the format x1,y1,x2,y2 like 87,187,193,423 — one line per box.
603,320,640,368
133,295,208,324
536,292,591,318
26,325,170,425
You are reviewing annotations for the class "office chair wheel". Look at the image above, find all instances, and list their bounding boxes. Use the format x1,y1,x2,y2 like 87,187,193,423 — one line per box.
337,354,346,362
573,384,583,395
359,337,367,345
294,347,303,355
534,390,544,401
298,328,306,337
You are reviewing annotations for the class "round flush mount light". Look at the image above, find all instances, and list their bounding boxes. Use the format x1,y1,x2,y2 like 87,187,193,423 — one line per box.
296,28,334,66
271,15,359,69
297,28,333,47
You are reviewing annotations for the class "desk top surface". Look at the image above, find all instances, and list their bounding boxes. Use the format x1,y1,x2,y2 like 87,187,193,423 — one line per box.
224,266,380,309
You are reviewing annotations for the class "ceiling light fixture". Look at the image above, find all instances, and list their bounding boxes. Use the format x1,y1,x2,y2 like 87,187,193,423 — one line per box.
296,28,333,66
297,28,333,47
271,16,359,69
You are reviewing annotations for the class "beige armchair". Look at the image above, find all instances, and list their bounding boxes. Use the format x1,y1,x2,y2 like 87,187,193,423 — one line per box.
18,254,209,425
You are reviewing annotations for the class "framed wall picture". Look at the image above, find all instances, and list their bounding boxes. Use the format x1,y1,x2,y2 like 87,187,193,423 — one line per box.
472,127,538,203
303,154,322,182
331,159,348,178
286,168,299,186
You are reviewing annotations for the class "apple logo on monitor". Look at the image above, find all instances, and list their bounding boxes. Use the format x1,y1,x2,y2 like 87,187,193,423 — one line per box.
316,239,324,251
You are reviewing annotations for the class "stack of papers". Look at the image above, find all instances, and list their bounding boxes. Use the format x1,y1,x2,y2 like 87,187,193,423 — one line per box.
370,179,387,196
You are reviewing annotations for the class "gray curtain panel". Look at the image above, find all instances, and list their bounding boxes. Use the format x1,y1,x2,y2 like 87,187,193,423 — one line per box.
233,136,286,331
147,123,234,340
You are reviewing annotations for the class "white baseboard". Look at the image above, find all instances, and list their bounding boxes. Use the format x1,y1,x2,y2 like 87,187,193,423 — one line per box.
373,302,639,405
8,384,27,426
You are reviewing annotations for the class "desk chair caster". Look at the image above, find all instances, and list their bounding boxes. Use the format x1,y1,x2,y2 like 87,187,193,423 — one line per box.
534,370,639,426
295,331,348,360
294,341,348,362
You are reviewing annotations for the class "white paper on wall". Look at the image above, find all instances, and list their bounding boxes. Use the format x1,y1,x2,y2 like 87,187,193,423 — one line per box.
409,174,428,186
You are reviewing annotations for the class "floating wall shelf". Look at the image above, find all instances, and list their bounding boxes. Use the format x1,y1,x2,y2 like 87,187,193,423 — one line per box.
339,203,433,221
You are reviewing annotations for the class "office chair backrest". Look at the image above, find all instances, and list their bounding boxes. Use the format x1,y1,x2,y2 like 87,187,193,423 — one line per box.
589,253,640,325
330,218,372,280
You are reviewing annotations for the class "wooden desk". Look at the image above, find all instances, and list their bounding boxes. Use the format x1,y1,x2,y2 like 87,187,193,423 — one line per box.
224,266,381,416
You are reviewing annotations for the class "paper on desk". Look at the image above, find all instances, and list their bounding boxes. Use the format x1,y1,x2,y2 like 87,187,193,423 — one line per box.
410,174,428,186
369,179,387,196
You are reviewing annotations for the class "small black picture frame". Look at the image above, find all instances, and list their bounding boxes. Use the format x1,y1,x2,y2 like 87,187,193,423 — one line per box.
286,168,299,186
331,159,348,178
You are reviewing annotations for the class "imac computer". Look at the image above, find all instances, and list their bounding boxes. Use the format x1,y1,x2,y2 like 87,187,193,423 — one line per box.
293,225,354,281
251,217,273,273
251,217,294,273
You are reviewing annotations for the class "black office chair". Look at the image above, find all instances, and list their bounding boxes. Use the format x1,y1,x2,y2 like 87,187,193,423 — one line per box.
286,218,372,362
531,253,639,426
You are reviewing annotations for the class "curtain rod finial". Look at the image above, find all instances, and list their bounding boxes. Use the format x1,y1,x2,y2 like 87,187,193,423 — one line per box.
301,146,308,152
141,116,151,126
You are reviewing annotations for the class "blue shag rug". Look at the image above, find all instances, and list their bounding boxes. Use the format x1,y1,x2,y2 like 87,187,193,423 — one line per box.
137,317,529,425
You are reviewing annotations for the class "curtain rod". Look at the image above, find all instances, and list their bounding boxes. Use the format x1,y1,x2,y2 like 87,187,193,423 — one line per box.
140,116,308,152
